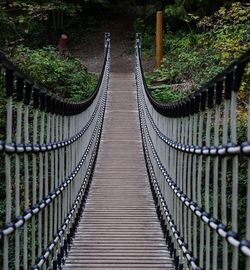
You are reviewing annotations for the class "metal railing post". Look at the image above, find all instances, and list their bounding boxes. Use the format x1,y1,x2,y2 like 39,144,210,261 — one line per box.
135,34,250,270
0,34,111,270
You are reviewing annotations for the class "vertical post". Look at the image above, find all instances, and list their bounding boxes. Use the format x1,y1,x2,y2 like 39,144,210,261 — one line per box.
156,11,163,68
58,34,67,56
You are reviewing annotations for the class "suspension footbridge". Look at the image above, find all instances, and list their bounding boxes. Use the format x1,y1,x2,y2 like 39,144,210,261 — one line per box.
0,34,250,270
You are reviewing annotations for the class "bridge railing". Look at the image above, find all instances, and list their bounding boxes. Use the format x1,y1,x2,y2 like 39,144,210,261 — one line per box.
135,34,250,270
0,33,110,270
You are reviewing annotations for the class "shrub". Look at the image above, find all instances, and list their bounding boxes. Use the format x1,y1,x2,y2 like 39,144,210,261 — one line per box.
151,85,184,103
12,46,97,101
145,2,250,103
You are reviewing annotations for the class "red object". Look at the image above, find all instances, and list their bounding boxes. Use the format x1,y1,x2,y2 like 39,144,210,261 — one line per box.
58,34,68,55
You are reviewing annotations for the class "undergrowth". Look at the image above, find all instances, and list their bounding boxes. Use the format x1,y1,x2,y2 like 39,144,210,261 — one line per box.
12,46,98,101
140,2,250,103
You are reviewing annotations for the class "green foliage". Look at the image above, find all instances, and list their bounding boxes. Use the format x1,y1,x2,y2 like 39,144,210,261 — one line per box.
165,33,224,83
198,2,250,64
145,2,250,103
164,0,241,31
0,1,83,49
0,0,121,50
151,86,184,103
165,1,187,29
134,18,155,54
12,46,97,101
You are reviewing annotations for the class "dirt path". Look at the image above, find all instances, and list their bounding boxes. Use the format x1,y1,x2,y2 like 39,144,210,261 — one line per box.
71,15,154,74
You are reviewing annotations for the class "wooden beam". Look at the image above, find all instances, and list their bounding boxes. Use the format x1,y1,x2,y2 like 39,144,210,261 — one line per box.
156,11,163,68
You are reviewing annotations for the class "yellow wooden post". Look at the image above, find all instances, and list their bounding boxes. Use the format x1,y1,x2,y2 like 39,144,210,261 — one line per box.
156,11,163,68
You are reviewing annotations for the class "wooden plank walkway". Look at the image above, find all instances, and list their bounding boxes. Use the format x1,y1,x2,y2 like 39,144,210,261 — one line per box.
63,73,174,269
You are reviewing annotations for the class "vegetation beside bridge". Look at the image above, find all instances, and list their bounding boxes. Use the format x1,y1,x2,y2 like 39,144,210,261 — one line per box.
0,1,249,269
138,2,250,103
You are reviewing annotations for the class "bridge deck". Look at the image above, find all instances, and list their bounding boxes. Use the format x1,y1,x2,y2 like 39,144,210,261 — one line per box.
63,73,174,269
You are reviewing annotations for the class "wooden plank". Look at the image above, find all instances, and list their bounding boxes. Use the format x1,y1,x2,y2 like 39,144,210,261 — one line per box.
63,73,174,269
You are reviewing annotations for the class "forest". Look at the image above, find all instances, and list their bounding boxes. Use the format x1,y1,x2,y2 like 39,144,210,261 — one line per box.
0,1,250,269
0,0,250,102
0,0,249,101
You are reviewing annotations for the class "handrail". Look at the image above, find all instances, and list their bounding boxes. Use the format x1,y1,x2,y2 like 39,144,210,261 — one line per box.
0,33,111,270
135,33,250,270
0,33,110,116
136,34,250,118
